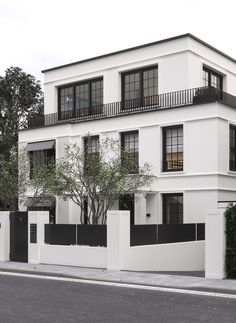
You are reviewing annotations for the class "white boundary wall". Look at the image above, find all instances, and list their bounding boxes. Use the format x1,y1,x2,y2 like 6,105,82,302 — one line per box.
107,210,204,271
39,211,204,271
0,212,10,261
41,245,107,268
126,241,204,271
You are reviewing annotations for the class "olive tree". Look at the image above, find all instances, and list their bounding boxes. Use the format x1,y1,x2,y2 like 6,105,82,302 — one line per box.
28,136,153,224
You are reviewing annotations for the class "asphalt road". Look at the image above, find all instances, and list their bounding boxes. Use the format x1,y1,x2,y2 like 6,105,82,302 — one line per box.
0,274,236,323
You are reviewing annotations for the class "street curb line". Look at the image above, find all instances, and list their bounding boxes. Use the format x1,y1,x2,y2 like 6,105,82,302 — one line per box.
0,270,236,299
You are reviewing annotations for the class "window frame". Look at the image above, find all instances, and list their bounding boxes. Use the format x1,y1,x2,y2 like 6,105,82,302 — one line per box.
162,193,183,224
203,66,223,91
83,135,100,174
120,130,139,173
121,65,158,109
162,125,184,172
58,77,103,119
230,124,236,171
29,148,55,180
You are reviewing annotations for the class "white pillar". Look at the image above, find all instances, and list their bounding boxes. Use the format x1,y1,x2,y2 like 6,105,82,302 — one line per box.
135,194,146,224
107,210,130,270
28,211,49,264
0,212,10,261
205,208,225,279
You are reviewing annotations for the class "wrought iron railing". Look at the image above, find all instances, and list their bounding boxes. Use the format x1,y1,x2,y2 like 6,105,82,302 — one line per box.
27,87,234,129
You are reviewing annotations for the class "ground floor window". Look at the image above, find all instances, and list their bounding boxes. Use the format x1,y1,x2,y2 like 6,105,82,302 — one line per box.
162,193,183,224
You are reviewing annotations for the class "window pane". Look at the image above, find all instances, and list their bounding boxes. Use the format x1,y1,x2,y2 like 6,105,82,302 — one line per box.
230,125,236,171
121,131,139,173
60,86,73,112
163,194,183,224
76,83,89,109
163,126,183,171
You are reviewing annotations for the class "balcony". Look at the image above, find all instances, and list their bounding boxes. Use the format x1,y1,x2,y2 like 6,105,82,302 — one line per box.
27,87,236,129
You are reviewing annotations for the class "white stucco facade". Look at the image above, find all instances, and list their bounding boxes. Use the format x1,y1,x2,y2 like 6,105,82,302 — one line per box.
18,34,236,225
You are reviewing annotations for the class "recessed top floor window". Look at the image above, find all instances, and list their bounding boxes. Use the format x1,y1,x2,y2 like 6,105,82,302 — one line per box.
162,125,183,172
230,125,236,171
203,67,223,91
58,78,103,119
122,66,158,109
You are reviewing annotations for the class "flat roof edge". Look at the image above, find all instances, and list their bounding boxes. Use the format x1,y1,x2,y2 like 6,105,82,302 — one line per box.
41,33,236,73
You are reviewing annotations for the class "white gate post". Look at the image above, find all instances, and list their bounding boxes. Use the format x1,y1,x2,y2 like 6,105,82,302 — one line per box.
28,211,49,264
205,208,226,279
0,212,10,261
107,210,130,270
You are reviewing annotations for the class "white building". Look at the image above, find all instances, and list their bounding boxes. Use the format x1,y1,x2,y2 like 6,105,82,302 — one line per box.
19,33,236,226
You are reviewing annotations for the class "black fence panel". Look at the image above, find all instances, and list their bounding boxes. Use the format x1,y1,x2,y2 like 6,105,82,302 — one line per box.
77,225,107,247
45,224,76,245
157,224,195,244
130,225,158,246
197,223,205,240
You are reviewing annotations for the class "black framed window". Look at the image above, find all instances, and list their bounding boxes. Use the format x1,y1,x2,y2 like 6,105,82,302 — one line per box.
121,131,139,173
230,125,236,171
162,193,183,224
58,78,103,119
29,148,55,179
84,136,99,174
163,125,183,172
203,67,223,91
122,66,158,109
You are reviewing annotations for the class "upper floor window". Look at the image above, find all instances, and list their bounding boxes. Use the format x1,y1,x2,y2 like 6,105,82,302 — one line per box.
162,125,183,172
230,125,236,171
58,78,103,119
84,135,99,174
203,67,223,91
27,140,55,179
122,66,158,109
121,131,139,173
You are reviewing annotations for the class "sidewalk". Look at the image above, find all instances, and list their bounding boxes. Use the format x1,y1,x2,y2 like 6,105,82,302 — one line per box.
0,261,235,295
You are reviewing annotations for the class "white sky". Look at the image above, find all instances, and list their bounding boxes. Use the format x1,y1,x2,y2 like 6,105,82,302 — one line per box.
1,0,236,85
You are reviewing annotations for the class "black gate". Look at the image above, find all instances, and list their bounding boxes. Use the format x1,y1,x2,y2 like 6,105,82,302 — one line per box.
10,212,28,262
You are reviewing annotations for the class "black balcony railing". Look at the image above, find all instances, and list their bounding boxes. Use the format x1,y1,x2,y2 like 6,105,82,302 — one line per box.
27,86,234,129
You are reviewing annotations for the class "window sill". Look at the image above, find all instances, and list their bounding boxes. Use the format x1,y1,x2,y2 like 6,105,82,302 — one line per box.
160,170,185,176
227,170,236,176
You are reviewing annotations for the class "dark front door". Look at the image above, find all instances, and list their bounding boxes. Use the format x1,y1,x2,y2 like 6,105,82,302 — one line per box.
119,194,135,224
10,212,28,262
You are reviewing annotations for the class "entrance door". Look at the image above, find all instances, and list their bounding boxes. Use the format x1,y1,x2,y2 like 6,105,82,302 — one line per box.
10,212,28,262
119,194,135,224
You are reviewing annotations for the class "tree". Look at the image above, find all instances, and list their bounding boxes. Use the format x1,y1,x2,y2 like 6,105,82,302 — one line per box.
0,148,28,211
0,67,43,155
0,67,43,210
28,137,153,224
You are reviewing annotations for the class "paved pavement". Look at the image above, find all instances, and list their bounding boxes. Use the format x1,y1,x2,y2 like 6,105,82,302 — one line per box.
0,273,236,323
0,261,236,295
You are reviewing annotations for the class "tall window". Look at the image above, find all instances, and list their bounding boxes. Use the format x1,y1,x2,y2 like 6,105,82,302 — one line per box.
59,78,103,119
121,131,139,173
230,125,236,171
162,193,183,224
162,125,183,172
84,136,99,174
29,148,55,179
122,66,158,109
203,67,223,91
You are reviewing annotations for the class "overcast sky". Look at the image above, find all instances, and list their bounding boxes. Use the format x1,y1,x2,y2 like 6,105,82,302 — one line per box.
1,0,236,85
